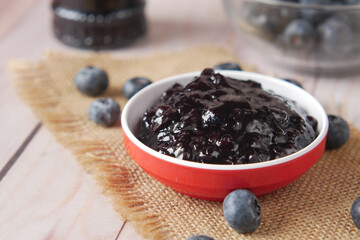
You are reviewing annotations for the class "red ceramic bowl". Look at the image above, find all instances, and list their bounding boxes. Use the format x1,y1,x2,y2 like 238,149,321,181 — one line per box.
121,71,328,201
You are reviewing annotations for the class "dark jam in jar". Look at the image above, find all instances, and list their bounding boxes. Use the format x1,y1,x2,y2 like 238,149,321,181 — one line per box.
135,69,318,164
52,0,146,49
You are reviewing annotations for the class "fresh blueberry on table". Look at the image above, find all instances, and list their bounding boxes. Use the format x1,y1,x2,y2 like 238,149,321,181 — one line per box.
214,62,242,71
74,66,109,96
223,189,261,234
88,98,121,127
326,115,350,149
122,77,152,99
318,17,355,56
282,18,316,51
186,235,214,240
282,78,303,88
351,197,360,229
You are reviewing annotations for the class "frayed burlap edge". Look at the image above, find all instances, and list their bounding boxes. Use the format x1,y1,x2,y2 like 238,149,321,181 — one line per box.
8,59,172,240
8,45,245,240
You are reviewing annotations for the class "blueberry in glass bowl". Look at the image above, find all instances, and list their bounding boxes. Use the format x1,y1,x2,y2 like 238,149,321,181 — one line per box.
121,69,328,201
222,0,360,74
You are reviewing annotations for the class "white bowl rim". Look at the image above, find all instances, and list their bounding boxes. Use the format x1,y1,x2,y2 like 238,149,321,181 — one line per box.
121,70,329,171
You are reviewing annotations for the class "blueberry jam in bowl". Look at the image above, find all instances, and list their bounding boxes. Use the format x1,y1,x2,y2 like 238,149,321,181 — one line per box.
121,69,328,201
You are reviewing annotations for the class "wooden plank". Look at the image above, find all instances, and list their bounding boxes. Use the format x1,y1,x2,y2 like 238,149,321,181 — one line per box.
0,123,41,182
0,127,124,239
0,73,40,169
0,0,64,169
0,0,40,39
313,75,360,129
117,222,147,240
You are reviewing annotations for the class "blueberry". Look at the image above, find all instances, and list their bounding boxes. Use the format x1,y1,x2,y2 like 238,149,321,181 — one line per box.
122,77,152,99
300,0,333,5
300,0,333,24
88,98,120,127
246,120,272,137
351,197,360,229
326,115,350,149
186,235,214,240
217,135,235,151
318,17,355,56
214,62,242,71
271,107,290,128
240,2,296,38
340,0,360,4
282,78,303,88
74,66,109,96
201,109,221,128
282,19,316,51
198,146,221,163
306,115,318,132
223,189,261,234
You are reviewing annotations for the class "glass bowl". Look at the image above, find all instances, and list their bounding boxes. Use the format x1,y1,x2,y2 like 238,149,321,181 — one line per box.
222,0,360,74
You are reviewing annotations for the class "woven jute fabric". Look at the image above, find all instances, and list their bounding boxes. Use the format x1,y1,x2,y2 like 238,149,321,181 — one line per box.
9,46,360,240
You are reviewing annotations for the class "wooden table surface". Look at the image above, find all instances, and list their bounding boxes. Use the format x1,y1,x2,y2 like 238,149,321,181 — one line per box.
0,0,359,239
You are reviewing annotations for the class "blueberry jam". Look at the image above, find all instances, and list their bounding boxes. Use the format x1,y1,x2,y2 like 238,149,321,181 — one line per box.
135,69,317,164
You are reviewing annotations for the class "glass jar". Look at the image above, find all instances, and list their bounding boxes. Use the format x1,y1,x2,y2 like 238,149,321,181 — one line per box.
52,0,146,49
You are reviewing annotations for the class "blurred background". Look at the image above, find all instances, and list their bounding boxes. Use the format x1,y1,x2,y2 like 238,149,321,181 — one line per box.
1,0,360,127
3,0,360,77
0,0,290,75
0,0,232,59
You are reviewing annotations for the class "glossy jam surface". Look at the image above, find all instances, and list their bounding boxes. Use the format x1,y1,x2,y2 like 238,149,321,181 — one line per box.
135,69,317,164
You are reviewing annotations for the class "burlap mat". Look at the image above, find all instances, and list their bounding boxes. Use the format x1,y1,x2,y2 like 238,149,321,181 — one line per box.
9,46,360,240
